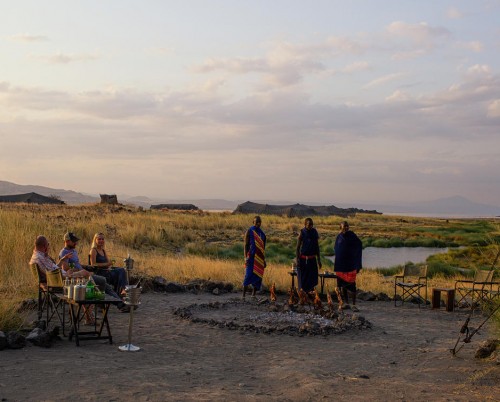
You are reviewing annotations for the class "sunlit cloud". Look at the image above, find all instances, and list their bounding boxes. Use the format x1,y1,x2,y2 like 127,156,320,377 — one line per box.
446,7,464,20
455,41,484,52
29,52,100,64
487,99,500,117
364,72,407,89
8,33,48,42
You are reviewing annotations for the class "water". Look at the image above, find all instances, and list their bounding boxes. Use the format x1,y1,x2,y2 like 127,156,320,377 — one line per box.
327,247,450,269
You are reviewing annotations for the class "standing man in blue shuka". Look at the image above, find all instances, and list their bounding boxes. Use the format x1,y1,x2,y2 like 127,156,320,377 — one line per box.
242,216,267,299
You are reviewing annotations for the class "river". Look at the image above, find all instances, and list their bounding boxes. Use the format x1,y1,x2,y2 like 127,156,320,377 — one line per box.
327,246,450,269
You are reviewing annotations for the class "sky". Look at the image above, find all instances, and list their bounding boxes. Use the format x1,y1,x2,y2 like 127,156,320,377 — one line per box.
1,0,499,206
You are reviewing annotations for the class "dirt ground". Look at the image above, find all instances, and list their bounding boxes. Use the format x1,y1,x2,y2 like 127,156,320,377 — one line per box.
1,291,499,402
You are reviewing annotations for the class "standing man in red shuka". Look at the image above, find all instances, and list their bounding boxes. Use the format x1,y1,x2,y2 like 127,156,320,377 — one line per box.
334,221,363,312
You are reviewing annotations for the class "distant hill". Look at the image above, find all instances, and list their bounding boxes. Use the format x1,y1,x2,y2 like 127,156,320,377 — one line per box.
0,192,65,205
0,180,98,205
234,201,381,217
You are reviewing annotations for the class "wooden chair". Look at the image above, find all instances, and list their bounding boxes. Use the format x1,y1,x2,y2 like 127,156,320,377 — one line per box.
394,265,428,308
455,269,497,309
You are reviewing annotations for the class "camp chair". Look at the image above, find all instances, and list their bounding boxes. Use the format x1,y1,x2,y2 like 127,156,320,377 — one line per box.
44,268,66,330
394,265,428,308
30,263,48,320
455,269,496,309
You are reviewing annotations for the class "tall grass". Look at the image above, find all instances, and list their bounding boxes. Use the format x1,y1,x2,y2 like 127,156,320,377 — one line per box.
1,203,498,330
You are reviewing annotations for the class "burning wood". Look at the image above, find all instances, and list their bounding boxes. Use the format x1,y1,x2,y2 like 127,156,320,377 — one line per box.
298,288,309,306
313,289,322,310
334,287,344,311
288,287,298,305
327,291,335,312
270,282,277,302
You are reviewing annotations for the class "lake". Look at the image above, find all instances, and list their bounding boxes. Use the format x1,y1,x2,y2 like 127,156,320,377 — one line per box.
327,247,450,269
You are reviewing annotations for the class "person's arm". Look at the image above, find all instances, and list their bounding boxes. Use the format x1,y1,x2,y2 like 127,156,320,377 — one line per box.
296,231,303,260
244,230,250,258
316,230,322,268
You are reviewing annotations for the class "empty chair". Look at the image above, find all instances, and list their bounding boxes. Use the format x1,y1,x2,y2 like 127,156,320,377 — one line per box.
394,265,428,308
455,269,496,309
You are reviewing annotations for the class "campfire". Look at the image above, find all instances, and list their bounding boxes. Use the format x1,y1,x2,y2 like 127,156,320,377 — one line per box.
174,290,372,336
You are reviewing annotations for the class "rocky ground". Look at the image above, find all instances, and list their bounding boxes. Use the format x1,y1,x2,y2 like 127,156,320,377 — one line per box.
0,290,499,401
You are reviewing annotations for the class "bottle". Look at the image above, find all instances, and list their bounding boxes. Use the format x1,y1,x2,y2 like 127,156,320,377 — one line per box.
86,278,95,300
68,278,75,299
63,277,70,297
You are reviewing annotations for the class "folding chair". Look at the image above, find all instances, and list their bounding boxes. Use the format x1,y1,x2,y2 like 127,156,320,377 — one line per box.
30,263,48,321
455,269,494,309
394,265,428,308
44,268,67,330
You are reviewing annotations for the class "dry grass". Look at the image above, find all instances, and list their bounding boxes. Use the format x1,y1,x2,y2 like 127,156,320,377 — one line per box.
0,202,498,330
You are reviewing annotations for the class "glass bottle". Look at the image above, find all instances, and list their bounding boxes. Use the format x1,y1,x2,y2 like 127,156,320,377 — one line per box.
86,278,95,300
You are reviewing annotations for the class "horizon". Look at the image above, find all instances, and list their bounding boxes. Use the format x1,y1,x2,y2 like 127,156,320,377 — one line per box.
1,1,499,206
3,178,500,214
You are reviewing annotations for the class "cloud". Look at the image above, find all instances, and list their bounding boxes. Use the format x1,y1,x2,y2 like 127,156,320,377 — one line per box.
364,72,407,89
455,41,484,52
192,36,367,89
29,52,100,64
385,21,451,59
8,33,48,42
386,21,451,45
487,99,500,117
446,7,464,20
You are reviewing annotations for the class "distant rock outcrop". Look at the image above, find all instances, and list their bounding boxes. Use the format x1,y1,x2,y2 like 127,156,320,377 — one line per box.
150,203,199,211
0,192,65,205
233,201,380,217
100,194,118,204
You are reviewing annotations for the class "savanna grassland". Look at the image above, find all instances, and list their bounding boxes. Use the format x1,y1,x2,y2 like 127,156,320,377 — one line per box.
1,202,499,330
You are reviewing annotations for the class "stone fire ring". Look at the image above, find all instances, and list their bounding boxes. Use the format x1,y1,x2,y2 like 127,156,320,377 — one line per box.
173,299,372,336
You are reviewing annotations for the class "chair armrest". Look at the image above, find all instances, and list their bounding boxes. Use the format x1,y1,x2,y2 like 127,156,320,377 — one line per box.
455,279,473,285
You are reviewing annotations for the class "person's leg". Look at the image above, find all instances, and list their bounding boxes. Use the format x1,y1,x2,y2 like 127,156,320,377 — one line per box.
342,287,349,304
115,268,128,294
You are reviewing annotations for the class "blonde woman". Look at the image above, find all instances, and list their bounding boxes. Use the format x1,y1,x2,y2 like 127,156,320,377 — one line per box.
89,233,128,295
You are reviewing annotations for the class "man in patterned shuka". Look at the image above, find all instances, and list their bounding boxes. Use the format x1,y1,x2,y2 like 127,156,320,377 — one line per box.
242,216,267,299
334,221,363,312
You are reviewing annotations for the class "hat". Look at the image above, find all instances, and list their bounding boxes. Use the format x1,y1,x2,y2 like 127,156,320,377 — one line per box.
64,232,80,242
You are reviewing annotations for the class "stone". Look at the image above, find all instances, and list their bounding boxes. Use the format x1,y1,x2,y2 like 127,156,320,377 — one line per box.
375,292,391,302
357,291,377,301
32,320,47,331
212,288,220,295
6,331,26,349
0,331,7,351
152,276,186,293
26,328,52,348
475,339,499,359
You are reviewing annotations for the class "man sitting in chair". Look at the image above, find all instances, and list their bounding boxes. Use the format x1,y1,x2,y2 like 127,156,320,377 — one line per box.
30,235,90,281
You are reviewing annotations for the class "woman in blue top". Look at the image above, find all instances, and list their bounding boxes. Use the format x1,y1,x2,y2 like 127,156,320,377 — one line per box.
89,233,128,296
295,217,322,292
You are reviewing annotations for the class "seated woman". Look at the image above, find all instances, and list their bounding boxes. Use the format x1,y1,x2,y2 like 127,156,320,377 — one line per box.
89,233,128,296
